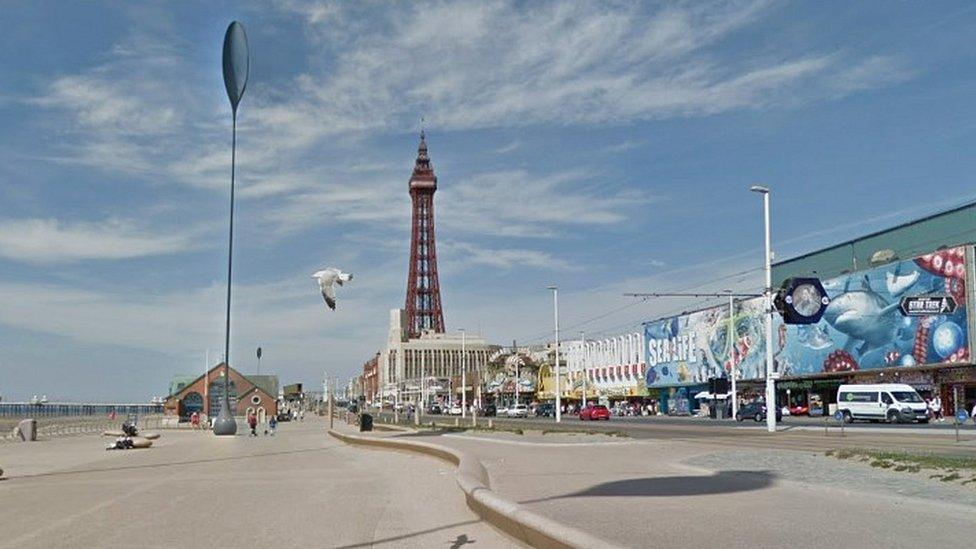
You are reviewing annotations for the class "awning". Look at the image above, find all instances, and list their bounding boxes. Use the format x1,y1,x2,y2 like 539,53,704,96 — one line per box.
694,391,731,400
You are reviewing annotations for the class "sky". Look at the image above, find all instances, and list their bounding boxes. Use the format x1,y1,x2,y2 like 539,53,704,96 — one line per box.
2,1,976,402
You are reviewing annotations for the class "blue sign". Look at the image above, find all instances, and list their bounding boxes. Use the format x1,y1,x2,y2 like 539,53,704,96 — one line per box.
957,409,970,423
833,410,844,422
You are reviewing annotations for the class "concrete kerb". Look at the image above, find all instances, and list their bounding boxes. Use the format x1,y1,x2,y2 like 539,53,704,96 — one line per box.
328,429,623,549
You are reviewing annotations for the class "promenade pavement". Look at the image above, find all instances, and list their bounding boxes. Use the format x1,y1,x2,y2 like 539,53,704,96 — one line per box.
387,428,976,548
0,417,519,549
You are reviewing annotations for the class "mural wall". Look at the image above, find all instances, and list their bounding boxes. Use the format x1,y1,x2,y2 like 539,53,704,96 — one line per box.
779,246,969,376
645,247,971,388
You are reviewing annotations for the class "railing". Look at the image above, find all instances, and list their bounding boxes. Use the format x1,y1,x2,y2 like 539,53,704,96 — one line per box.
0,414,169,443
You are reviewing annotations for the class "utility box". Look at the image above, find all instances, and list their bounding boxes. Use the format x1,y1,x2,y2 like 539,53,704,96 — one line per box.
359,413,373,432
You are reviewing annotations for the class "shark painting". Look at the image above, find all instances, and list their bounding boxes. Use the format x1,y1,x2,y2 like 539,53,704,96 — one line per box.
822,275,903,356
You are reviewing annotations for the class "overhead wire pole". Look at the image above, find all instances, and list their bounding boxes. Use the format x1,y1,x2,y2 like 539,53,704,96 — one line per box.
548,286,561,423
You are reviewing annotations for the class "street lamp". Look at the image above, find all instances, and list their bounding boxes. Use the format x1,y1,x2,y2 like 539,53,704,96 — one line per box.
724,290,738,420
460,328,467,419
750,184,776,433
214,21,249,436
580,331,587,408
548,285,561,423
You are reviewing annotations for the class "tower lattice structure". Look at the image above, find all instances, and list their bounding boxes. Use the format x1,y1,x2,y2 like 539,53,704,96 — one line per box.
404,130,445,338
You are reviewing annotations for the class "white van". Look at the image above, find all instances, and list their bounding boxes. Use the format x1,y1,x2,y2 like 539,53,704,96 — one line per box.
836,384,929,424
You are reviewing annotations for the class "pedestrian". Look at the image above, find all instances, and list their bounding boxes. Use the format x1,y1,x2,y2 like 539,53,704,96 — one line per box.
248,411,258,436
931,395,943,421
268,415,277,436
971,401,976,425
190,411,200,429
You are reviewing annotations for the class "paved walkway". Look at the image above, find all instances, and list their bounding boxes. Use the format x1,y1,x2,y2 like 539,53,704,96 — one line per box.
392,429,976,548
0,418,519,549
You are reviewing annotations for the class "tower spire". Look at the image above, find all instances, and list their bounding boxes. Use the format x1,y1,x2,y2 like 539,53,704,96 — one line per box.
405,130,445,338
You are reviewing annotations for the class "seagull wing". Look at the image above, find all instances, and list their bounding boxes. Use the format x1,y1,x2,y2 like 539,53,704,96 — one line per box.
321,283,337,310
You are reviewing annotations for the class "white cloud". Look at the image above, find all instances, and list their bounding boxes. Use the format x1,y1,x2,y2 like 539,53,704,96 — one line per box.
0,218,203,263
441,169,653,237
443,241,572,271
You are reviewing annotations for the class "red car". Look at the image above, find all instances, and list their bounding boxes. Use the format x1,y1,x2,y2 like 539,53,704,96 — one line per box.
789,405,809,416
579,404,611,421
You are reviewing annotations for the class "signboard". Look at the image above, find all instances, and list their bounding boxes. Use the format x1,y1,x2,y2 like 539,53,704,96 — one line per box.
899,296,956,316
957,409,970,423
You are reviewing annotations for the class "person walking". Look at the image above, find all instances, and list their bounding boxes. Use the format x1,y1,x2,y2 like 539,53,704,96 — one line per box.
268,415,277,436
931,395,943,421
248,411,258,437
190,411,200,429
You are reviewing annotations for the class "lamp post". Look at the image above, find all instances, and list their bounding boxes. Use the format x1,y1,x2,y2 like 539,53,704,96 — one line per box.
725,290,738,419
750,185,776,433
548,286,561,423
580,331,587,408
256,347,262,375
214,21,249,436
460,328,467,419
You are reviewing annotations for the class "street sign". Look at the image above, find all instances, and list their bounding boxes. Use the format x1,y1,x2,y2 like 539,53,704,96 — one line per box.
899,295,957,316
833,410,844,422
957,409,970,423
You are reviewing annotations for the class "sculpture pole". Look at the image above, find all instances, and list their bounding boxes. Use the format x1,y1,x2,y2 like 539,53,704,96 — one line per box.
214,21,249,436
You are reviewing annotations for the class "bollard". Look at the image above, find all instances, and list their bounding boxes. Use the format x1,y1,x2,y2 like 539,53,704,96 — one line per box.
488,419,493,429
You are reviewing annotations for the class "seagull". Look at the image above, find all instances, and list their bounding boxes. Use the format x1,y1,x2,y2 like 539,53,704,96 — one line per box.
311,268,353,310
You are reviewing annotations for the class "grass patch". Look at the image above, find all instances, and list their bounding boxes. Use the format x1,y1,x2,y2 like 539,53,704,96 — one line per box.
827,448,976,485
825,448,976,471
539,428,630,438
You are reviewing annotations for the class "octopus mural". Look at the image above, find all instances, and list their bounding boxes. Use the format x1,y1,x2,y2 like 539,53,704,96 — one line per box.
645,246,971,388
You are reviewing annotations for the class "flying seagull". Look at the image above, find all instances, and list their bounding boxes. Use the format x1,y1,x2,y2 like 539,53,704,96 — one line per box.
312,268,353,310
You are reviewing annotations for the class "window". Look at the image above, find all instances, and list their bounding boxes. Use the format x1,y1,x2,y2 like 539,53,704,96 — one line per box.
881,393,893,405
891,391,923,403
251,395,261,405
840,391,878,403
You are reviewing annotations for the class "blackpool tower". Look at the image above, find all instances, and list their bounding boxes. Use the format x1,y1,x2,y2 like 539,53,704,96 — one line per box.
404,130,445,338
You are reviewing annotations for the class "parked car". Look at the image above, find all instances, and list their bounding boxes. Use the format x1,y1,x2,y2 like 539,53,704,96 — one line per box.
735,401,782,422
496,405,509,417
535,403,555,417
788,404,809,416
483,403,497,417
427,404,442,415
836,383,929,423
448,404,463,416
579,404,610,421
507,404,529,418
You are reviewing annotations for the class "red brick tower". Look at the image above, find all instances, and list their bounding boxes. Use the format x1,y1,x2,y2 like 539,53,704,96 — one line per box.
405,130,445,338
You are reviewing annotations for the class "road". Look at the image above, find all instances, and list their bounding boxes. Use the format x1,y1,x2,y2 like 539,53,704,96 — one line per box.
0,417,519,549
375,412,976,456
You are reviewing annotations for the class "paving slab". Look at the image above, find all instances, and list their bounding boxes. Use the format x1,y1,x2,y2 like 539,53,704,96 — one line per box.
401,430,976,549
0,418,519,549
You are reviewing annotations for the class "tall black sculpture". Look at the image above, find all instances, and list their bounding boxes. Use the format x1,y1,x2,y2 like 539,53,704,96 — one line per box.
214,21,249,436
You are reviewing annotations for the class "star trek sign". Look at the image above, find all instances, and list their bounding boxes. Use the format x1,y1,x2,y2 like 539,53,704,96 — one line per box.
899,295,957,316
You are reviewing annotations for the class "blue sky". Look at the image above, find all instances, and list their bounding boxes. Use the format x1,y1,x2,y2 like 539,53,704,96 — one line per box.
2,1,976,402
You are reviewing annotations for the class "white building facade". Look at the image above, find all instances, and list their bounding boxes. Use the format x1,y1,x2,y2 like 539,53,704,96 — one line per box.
565,331,647,398
379,309,492,404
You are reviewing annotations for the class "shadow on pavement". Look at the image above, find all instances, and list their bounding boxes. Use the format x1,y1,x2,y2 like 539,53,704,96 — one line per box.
523,470,774,502
331,519,481,548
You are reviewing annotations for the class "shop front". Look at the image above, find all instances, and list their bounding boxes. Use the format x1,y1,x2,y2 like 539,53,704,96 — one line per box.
937,366,976,415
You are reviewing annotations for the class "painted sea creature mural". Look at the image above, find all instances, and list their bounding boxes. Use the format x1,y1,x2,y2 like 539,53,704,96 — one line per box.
644,246,971,387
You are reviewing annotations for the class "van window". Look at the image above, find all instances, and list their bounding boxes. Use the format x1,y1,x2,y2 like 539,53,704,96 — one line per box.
881,393,893,405
891,391,923,403
839,391,878,403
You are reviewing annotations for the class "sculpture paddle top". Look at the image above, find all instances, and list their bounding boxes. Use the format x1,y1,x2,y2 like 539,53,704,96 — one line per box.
222,21,249,113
